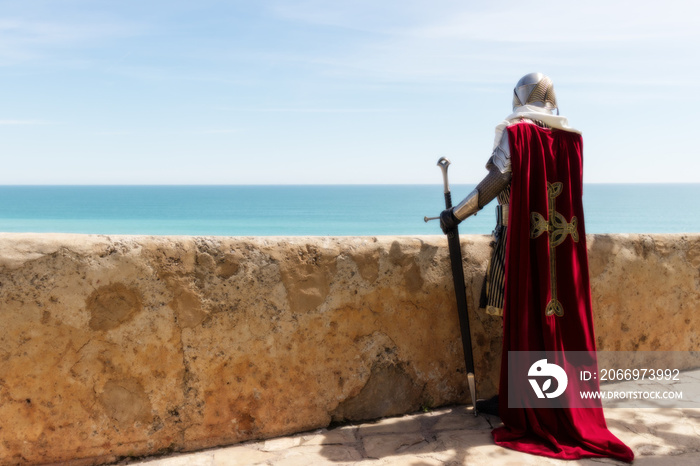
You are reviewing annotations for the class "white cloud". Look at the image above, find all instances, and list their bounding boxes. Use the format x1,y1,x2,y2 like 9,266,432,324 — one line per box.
265,0,700,88
195,129,243,134
94,130,132,136
0,15,145,65
271,0,700,43
409,2,700,43
0,119,50,125
241,107,399,113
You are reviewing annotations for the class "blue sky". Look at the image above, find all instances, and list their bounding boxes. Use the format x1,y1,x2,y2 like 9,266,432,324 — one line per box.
0,0,698,184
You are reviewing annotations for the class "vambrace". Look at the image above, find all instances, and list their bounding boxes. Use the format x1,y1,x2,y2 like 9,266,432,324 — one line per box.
476,167,511,208
453,168,512,221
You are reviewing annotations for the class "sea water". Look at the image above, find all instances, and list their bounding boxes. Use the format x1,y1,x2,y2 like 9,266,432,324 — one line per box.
0,184,698,236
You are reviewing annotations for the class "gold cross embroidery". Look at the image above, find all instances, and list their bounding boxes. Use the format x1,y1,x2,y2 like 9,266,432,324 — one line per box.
530,182,579,317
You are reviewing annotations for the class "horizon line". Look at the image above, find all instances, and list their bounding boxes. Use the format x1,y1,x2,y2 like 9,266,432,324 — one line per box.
0,182,698,187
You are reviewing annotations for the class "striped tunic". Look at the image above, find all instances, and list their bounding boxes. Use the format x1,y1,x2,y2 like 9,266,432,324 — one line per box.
480,187,509,317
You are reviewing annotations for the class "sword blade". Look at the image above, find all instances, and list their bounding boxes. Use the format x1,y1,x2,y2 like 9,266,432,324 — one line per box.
445,227,478,415
437,156,477,415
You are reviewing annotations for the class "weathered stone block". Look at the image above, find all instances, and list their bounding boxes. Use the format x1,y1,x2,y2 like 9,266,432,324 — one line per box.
0,233,697,465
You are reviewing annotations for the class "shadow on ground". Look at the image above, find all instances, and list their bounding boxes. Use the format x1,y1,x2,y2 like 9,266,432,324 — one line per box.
315,406,700,465
318,405,504,465
121,405,700,465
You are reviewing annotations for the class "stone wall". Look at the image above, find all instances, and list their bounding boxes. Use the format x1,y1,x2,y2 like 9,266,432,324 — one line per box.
0,233,698,465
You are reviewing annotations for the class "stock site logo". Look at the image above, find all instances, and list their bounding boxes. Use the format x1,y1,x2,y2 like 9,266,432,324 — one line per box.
528,359,568,399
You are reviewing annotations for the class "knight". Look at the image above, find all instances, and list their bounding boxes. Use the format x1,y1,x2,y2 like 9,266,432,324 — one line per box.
440,73,634,462
441,72,562,317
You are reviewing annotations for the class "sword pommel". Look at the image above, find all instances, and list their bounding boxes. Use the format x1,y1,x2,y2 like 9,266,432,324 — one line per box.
437,157,451,195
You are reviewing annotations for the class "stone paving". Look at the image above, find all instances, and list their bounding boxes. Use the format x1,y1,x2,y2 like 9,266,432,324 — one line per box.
118,404,700,465
117,369,700,465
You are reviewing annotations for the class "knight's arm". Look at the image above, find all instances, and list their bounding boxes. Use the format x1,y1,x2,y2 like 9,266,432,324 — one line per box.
440,131,512,231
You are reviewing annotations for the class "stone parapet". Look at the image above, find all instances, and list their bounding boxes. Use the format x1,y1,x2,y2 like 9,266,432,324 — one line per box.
0,233,698,465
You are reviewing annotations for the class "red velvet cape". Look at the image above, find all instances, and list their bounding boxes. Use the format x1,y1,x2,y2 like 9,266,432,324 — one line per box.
491,123,634,462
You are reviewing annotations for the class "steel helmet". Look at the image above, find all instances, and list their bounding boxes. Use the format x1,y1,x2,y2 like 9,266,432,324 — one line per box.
512,72,558,113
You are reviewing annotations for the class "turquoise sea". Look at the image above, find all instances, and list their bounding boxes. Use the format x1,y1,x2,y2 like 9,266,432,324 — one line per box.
0,185,698,236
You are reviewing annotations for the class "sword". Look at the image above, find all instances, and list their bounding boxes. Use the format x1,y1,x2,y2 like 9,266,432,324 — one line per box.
435,157,478,416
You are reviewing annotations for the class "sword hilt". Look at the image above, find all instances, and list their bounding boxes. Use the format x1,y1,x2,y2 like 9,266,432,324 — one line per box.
444,192,453,210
